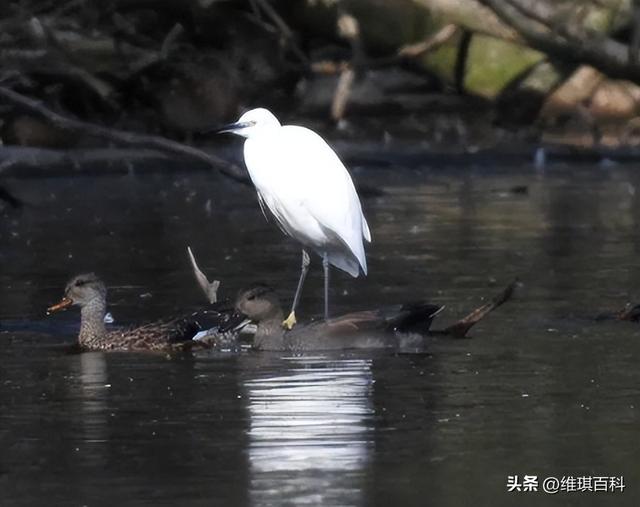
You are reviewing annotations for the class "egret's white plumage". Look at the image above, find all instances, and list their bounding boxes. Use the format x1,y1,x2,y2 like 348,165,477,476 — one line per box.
220,107,371,324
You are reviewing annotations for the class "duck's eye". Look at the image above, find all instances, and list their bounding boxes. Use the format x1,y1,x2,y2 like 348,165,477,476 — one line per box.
247,294,256,301
75,280,87,287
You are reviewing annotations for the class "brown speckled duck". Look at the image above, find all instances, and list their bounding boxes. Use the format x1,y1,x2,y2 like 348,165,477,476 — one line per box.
47,273,235,352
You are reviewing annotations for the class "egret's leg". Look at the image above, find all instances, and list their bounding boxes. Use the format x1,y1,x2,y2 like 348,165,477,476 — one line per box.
323,252,330,320
283,249,311,329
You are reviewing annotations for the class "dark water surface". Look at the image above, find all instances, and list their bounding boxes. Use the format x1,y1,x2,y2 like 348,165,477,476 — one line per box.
1,163,639,506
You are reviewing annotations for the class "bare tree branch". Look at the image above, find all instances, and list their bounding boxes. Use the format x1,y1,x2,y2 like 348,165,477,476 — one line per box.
0,86,248,183
479,0,640,83
397,24,460,58
252,0,308,66
312,23,461,79
410,0,520,41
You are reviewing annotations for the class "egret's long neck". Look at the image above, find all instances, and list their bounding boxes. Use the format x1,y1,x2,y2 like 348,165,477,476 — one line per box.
253,309,286,351
79,297,107,346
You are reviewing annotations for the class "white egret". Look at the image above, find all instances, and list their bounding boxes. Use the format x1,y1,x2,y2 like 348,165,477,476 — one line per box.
216,108,371,329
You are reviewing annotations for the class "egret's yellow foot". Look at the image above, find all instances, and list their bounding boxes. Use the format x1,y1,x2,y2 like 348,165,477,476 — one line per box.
282,311,297,330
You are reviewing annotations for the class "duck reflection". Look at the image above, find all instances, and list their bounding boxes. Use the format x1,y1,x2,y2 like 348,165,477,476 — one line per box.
244,356,374,505
78,352,109,445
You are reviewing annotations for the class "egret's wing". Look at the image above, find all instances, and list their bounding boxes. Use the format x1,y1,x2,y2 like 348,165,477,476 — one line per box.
243,126,370,274
290,127,369,272
257,191,289,236
257,193,269,221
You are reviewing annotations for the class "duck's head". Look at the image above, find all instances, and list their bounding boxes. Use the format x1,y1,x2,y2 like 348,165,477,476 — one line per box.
47,273,106,314
214,108,281,138
235,284,282,322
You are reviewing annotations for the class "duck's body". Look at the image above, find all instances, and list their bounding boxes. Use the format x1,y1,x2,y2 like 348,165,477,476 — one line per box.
78,319,200,352
48,274,235,352
235,286,443,352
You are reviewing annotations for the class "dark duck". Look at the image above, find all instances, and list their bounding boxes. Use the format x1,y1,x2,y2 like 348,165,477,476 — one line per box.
232,281,517,352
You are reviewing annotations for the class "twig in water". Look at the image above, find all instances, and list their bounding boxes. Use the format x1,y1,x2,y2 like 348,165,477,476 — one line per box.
187,246,220,304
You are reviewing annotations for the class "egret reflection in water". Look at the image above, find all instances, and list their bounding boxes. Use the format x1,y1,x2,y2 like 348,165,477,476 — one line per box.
78,352,110,445
245,357,374,505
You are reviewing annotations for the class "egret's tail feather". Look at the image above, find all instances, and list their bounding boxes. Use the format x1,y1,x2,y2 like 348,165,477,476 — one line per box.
327,251,363,278
362,216,371,243
316,222,368,277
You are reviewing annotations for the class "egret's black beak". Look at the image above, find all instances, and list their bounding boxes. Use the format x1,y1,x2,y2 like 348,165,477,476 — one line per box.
204,121,253,135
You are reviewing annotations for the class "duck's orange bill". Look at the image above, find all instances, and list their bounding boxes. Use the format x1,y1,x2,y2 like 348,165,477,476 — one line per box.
47,297,73,315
